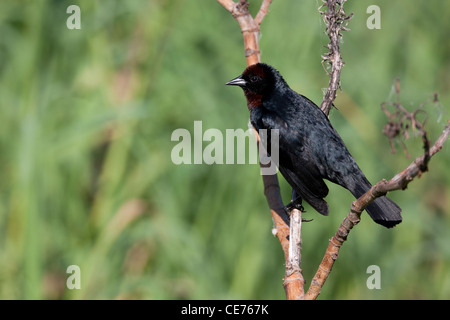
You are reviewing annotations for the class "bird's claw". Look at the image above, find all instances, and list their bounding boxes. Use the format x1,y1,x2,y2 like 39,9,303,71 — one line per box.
283,203,314,223
284,196,305,215
284,202,305,214
284,200,313,223
284,193,313,223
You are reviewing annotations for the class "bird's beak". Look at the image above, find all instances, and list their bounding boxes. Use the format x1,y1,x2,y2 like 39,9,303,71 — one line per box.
226,75,246,87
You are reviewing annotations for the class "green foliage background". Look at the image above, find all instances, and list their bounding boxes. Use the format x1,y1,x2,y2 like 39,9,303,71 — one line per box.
0,0,449,299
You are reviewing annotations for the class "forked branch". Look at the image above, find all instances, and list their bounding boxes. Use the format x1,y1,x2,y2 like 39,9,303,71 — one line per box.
217,0,272,65
218,0,304,300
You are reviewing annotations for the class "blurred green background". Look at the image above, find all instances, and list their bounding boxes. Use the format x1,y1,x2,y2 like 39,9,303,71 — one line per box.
0,0,449,300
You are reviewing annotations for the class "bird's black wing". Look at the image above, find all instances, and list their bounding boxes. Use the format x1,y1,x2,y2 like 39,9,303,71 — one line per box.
259,112,330,215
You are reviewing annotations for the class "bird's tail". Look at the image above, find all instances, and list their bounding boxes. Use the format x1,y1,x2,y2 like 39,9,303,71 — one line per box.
365,196,402,228
350,178,402,228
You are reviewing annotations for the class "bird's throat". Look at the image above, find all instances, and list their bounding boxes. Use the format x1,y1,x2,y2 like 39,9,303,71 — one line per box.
243,90,263,110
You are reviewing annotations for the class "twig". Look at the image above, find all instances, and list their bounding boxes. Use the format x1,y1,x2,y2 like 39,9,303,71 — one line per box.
255,0,273,25
319,0,353,117
381,78,433,164
305,121,450,300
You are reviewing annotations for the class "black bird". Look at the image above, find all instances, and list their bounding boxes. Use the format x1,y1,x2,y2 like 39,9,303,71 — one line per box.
226,63,402,228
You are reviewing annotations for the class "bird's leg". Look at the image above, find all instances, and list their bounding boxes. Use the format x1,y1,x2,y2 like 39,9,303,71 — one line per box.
284,190,313,222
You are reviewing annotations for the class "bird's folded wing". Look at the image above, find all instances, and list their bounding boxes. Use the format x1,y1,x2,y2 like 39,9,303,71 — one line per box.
261,113,330,215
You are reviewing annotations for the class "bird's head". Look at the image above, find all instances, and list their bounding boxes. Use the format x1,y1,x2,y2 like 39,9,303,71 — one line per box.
226,63,285,109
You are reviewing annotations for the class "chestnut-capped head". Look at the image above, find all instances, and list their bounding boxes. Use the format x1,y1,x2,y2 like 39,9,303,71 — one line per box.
226,63,286,109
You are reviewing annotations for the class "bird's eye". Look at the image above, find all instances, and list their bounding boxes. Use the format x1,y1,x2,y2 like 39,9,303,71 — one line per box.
250,75,260,83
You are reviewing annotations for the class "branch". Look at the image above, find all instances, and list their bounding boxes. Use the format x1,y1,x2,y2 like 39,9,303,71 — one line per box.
305,121,450,300
283,208,304,300
255,115,305,300
253,120,291,262
218,0,268,65
255,0,273,25
381,78,433,162
319,0,353,117
219,0,304,300
217,0,235,13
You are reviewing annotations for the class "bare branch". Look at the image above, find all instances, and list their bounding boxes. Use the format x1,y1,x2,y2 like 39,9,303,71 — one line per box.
319,0,353,117
217,0,236,13
218,0,261,65
283,208,305,300
219,0,304,300
252,123,290,261
255,0,273,25
305,121,450,300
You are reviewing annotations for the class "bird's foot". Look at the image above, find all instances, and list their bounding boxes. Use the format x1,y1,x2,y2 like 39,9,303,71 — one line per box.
283,198,313,222
284,200,305,214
